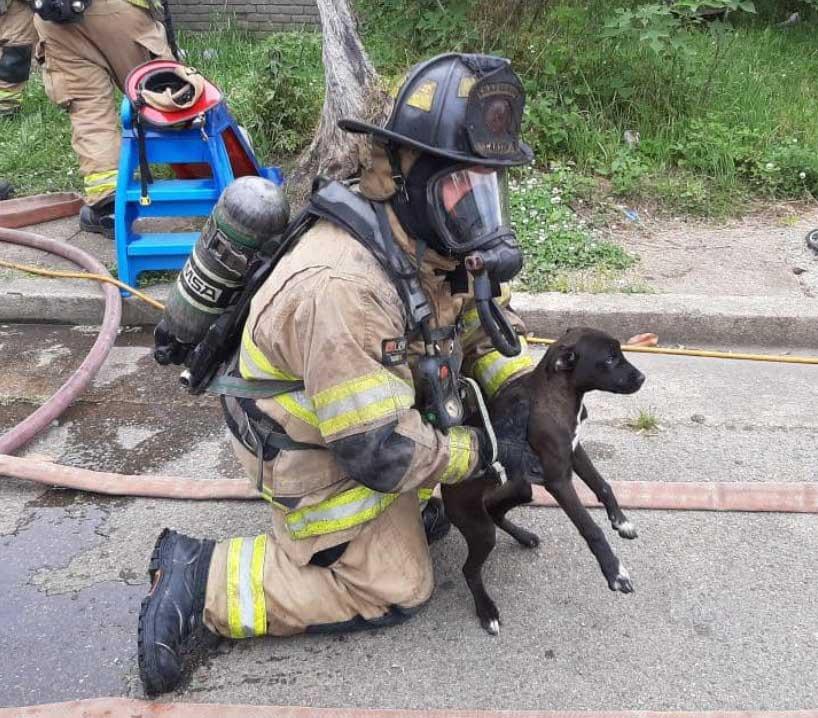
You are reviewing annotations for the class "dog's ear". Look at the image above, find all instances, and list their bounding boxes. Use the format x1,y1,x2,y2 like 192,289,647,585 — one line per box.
553,347,577,372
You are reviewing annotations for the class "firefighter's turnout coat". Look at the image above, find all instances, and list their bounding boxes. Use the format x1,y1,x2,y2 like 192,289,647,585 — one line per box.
204,189,534,639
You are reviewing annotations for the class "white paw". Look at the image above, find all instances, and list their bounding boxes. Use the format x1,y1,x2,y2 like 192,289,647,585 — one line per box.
486,619,500,636
612,562,634,593
613,519,638,539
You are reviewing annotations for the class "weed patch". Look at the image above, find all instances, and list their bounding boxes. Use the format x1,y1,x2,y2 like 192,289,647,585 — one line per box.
626,408,662,433
510,166,635,292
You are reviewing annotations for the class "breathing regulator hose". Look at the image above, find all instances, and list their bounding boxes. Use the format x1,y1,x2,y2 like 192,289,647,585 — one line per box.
465,253,521,358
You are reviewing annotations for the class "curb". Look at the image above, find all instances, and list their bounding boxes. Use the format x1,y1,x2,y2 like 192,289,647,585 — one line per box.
2,282,817,350
512,292,818,351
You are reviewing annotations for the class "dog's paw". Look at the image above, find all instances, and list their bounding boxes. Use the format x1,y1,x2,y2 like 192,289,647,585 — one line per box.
476,599,501,636
608,562,634,594
483,617,501,636
612,519,638,540
514,528,540,549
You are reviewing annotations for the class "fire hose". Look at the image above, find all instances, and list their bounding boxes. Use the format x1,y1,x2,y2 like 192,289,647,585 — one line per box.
0,225,817,513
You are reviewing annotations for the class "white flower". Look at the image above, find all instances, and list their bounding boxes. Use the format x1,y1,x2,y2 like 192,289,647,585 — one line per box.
766,162,775,170
552,196,562,204
800,172,807,180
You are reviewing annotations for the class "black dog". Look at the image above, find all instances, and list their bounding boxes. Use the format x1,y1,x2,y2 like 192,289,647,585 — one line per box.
442,327,645,634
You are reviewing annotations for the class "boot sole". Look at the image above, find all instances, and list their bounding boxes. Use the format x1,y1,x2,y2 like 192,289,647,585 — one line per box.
137,528,178,696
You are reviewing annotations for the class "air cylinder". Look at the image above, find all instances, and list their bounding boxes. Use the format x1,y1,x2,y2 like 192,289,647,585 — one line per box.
154,176,289,362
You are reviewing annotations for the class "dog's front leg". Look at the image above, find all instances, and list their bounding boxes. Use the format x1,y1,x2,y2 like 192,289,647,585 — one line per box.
544,472,634,594
572,442,637,539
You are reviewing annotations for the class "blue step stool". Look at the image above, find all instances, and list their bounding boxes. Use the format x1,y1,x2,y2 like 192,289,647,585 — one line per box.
114,98,284,293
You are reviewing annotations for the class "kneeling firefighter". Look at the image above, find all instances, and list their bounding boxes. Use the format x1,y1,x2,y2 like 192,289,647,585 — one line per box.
140,52,545,695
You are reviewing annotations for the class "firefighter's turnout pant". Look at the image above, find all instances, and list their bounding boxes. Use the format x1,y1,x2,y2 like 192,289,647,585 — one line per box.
0,0,37,114
33,0,171,206
203,491,434,637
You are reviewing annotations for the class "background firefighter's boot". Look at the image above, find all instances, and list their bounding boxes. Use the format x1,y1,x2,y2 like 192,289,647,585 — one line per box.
79,198,115,239
138,528,215,696
422,496,451,544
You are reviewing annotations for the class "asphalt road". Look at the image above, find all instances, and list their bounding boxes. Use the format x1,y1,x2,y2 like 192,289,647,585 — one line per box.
0,325,816,710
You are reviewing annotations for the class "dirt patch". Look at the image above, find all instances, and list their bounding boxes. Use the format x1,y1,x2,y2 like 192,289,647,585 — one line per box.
596,200,818,298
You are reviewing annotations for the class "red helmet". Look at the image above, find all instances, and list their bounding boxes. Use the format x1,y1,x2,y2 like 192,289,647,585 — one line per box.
125,60,222,127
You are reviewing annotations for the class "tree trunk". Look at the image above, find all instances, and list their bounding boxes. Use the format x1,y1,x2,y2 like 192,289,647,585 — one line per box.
289,0,391,205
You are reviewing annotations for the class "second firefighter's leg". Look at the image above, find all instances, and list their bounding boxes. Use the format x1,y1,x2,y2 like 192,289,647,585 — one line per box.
0,0,37,116
33,18,119,235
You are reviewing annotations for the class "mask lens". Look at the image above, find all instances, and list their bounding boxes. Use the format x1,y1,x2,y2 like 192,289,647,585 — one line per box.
432,167,508,251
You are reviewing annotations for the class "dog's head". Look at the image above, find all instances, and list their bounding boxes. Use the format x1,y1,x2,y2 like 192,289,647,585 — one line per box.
545,327,645,395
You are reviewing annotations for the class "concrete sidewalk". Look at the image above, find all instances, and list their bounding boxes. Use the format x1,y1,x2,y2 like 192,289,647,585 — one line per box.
2,213,818,350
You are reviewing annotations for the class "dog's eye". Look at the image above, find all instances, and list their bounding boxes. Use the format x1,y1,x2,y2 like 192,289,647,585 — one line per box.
605,356,616,367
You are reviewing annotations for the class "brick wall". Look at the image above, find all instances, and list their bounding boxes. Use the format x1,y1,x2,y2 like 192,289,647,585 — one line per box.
168,0,319,32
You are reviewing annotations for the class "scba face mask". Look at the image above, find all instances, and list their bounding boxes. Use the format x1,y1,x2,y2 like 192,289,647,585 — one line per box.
429,165,508,252
427,164,522,283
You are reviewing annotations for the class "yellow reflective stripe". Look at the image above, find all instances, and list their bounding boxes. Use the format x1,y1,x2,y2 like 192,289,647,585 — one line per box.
460,284,512,343
417,488,434,502
313,371,415,437
318,394,413,436
84,170,117,199
226,538,244,639
472,338,534,398
439,426,473,484
284,485,400,539
258,485,290,510
125,0,161,9
240,326,297,380
226,535,267,638
0,88,23,101
239,326,319,428
250,534,267,637
275,391,319,428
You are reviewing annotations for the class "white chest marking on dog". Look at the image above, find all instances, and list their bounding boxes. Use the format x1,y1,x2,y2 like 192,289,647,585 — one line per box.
572,403,586,451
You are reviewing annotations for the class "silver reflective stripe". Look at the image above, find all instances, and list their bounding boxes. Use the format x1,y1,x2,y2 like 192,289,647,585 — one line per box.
238,537,256,636
287,491,385,536
240,343,275,380
315,379,411,425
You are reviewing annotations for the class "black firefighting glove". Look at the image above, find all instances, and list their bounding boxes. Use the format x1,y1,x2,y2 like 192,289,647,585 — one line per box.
472,399,543,484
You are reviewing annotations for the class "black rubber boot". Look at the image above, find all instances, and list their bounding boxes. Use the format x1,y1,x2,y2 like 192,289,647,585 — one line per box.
422,496,451,545
0,180,13,201
79,198,115,239
138,528,215,696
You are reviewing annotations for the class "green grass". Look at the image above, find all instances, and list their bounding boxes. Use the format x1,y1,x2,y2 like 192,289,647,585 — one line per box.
0,74,80,196
357,0,818,215
509,165,635,291
4,3,818,291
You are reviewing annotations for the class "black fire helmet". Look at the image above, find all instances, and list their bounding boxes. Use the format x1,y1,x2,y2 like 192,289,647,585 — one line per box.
339,53,533,169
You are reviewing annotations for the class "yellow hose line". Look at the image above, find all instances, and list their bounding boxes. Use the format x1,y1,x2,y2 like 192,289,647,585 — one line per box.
3,257,817,366
0,258,166,311
527,337,818,365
